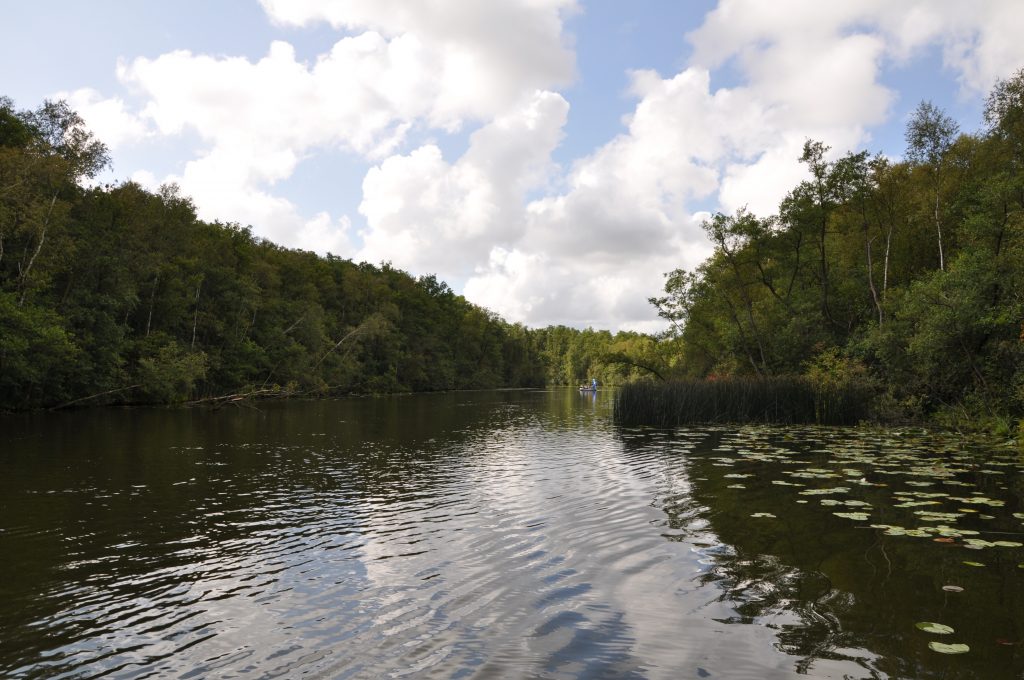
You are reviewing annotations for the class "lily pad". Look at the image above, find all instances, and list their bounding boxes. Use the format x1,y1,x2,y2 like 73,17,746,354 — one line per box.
914,511,962,522
916,622,954,634
833,512,870,521
928,642,969,654
798,487,850,496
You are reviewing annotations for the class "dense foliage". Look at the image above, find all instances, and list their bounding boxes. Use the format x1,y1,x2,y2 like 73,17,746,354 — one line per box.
649,72,1024,432
0,96,664,411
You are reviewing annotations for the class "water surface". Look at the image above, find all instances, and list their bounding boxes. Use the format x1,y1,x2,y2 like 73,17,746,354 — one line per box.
1,390,1022,678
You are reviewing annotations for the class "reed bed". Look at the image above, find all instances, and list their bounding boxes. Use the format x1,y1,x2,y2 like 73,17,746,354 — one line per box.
613,377,872,427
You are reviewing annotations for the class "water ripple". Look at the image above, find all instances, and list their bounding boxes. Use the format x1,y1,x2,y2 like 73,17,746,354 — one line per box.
4,392,1013,679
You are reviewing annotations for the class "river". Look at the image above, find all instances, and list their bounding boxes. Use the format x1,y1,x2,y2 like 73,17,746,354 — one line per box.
1,389,1022,678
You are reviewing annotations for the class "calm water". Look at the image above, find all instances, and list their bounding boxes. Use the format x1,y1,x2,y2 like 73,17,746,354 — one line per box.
1,389,1022,679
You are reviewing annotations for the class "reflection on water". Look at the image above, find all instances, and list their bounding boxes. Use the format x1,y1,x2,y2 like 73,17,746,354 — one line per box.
1,391,1021,678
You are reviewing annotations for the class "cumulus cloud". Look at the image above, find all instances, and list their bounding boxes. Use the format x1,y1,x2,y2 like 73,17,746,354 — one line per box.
356,90,569,277
688,0,1024,97
120,0,576,157
257,0,577,126
88,0,576,263
57,88,151,150
163,146,355,256
463,245,706,330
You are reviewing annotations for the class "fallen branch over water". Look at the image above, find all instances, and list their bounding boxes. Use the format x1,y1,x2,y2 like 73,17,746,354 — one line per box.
186,387,290,406
49,384,141,411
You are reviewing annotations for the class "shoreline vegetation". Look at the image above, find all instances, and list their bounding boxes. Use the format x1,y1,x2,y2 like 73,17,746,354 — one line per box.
613,377,872,428
3,70,1024,438
629,72,1024,439
0,97,665,413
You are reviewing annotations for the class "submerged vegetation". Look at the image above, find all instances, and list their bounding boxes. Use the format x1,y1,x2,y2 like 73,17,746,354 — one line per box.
628,70,1024,433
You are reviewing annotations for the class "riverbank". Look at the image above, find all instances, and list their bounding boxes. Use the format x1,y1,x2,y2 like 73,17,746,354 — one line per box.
612,378,1024,443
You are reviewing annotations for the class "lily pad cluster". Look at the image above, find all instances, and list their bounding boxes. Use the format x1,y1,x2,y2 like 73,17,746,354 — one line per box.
706,426,1024,561
917,620,969,655
698,425,1024,665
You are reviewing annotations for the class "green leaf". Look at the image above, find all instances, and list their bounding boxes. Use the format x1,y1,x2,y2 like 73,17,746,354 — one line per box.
916,622,954,634
833,511,870,520
963,561,985,567
928,642,969,654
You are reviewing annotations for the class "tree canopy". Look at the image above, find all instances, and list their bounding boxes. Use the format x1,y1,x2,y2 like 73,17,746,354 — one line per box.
651,70,1024,431
0,96,666,410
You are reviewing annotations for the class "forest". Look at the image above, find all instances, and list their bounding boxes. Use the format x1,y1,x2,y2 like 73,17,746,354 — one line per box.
0,96,660,411
646,71,1024,433
4,67,1023,432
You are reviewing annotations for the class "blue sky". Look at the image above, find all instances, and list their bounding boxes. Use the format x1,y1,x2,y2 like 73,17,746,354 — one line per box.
2,1,1019,330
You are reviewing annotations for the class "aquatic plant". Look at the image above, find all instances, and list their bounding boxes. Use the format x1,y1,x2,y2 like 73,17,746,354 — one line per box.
613,376,872,427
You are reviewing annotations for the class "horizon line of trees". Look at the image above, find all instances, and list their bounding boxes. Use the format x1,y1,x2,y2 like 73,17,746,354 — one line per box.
0,95,666,411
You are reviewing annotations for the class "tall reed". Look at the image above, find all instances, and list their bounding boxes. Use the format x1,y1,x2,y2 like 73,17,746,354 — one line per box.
613,377,871,427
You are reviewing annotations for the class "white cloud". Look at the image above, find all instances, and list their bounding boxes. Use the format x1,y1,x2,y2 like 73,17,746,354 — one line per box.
164,149,355,257
463,245,704,329
122,0,575,154
687,0,1024,97
257,0,577,127
356,90,569,277
95,0,575,259
57,88,150,150
129,169,159,190
718,138,810,216
121,38,423,161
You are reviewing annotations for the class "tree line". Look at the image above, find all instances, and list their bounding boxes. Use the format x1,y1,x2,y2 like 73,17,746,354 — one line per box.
0,96,661,411
648,71,1024,432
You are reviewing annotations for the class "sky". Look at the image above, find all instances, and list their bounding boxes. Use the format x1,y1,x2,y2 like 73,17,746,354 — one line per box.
3,0,1023,332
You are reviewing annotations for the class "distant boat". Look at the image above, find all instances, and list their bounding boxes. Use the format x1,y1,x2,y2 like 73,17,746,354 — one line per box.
578,385,597,392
